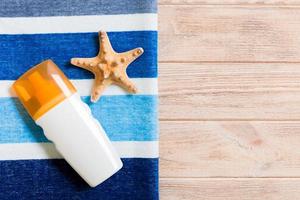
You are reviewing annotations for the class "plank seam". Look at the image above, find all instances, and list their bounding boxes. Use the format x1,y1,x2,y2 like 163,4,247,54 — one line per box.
158,4,300,7
159,119,300,122
158,61,300,64
160,177,300,180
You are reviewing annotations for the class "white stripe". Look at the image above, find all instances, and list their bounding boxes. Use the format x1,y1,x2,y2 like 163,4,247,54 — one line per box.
73,78,158,96
0,141,159,160
0,13,157,34
4,78,157,97
115,141,158,158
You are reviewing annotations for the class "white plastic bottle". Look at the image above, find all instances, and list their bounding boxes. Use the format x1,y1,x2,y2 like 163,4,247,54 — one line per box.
13,59,123,187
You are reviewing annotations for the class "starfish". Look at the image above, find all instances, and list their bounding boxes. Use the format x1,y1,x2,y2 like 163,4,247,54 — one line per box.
70,31,144,102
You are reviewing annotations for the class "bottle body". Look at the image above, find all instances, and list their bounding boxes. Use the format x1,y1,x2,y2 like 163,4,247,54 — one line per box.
36,93,123,187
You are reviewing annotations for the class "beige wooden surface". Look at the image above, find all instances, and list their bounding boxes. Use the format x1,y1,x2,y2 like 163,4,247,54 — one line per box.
158,0,300,199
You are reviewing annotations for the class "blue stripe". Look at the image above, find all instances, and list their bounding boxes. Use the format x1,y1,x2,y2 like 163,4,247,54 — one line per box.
0,158,159,200
0,0,157,17
0,31,157,79
0,95,158,143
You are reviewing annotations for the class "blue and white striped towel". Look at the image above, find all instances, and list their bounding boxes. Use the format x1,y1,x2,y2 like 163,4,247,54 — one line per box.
0,0,158,199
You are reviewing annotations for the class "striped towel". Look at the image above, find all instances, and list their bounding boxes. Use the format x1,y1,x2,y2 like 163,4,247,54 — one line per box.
0,0,158,199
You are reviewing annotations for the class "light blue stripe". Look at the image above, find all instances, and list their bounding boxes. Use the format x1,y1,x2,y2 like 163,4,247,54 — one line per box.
0,0,157,17
0,95,158,143
0,31,157,80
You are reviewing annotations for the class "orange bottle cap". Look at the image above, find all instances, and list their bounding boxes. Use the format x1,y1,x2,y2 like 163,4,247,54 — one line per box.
12,60,76,120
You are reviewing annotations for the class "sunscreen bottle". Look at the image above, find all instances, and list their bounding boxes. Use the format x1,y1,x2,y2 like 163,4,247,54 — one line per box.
12,60,123,187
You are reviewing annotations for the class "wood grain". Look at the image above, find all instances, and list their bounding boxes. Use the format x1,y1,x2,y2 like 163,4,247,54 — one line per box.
160,121,300,177
159,0,300,5
159,63,300,120
160,178,300,200
157,2,300,200
159,6,300,62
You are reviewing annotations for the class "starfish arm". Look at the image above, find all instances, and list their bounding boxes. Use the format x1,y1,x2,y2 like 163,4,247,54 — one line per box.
98,31,114,56
116,75,138,93
91,77,111,102
118,47,144,68
70,57,96,72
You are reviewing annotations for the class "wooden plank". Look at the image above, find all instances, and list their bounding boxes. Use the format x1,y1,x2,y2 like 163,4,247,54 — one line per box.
159,63,300,120
160,121,300,177
159,0,300,5
160,178,300,200
159,5,300,62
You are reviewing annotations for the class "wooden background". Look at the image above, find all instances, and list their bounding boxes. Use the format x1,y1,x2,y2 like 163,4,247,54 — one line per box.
158,0,300,199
